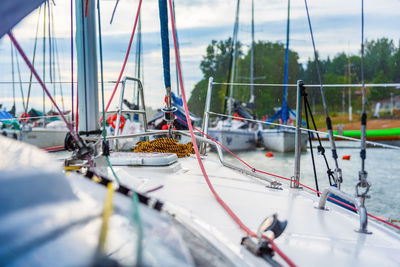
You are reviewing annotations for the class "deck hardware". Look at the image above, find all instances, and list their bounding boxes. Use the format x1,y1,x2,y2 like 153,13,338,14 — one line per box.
318,186,371,234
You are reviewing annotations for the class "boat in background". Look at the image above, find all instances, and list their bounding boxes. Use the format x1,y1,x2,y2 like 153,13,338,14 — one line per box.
260,0,307,153
207,0,257,152
0,108,68,149
261,127,307,152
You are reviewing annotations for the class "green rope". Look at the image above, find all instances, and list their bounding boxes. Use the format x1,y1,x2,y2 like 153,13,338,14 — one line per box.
132,192,143,266
25,6,42,115
96,1,143,263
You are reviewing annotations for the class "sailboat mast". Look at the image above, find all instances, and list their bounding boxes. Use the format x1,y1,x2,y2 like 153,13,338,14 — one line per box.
75,0,100,134
282,0,291,123
249,0,255,105
228,0,240,118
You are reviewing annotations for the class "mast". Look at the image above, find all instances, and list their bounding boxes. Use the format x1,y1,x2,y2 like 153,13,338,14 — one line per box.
281,0,290,124
75,0,100,134
228,0,240,119
249,0,255,105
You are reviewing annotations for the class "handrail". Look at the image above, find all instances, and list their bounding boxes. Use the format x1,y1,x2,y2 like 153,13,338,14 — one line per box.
212,81,400,88
200,77,213,154
318,186,370,234
206,112,400,150
113,76,148,150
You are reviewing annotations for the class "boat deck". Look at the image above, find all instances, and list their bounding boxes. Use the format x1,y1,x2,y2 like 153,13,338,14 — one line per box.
114,154,400,266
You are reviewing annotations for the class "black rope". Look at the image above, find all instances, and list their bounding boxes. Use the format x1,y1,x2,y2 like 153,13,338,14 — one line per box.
304,96,334,185
302,86,335,187
85,170,164,211
301,86,319,196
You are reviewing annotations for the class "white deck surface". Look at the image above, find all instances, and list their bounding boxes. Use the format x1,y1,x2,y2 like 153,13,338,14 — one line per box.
114,154,400,266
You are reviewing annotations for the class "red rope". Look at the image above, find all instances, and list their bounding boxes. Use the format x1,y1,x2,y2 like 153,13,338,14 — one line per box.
166,1,296,266
104,0,143,113
85,0,89,17
42,146,65,152
173,116,400,231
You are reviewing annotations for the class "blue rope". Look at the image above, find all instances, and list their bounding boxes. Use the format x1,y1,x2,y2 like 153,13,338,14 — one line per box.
158,0,171,90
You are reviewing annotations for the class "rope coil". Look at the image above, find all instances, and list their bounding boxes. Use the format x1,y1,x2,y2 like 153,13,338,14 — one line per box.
134,137,194,158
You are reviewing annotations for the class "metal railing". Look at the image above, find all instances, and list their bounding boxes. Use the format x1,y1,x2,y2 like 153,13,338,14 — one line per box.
113,76,148,150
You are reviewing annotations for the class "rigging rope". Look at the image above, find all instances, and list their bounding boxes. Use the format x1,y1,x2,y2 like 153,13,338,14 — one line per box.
98,182,114,254
14,42,26,111
10,40,16,110
25,6,42,115
357,0,370,202
110,0,120,24
281,0,291,123
42,2,46,121
71,0,75,128
302,88,320,196
7,33,97,169
225,0,241,117
166,0,296,265
53,24,65,112
47,0,52,84
96,0,143,263
303,0,342,188
104,0,143,114
223,0,240,115
303,91,334,185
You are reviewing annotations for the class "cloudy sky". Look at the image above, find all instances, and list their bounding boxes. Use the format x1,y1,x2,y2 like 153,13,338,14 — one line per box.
0,0,399,113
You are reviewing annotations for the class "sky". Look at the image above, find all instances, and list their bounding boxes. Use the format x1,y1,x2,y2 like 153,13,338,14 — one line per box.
0,0,399,114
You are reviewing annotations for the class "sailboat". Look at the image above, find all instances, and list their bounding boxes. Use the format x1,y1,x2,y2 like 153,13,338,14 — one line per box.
1,0,400,266
207,0,257,152
260,0,308,152
1,3,69,150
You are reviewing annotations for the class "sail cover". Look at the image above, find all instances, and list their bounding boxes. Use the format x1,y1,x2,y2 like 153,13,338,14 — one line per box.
0,0,45,38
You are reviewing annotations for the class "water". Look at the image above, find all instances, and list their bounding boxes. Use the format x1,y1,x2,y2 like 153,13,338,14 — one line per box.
209,141,400,224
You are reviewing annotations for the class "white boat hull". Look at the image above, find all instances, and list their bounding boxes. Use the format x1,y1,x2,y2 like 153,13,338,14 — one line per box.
1,127,68,149
261,128,308,152
208,129,256,151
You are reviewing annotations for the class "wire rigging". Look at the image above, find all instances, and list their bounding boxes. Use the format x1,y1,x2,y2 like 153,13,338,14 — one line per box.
14,42,26,111
10,39,16,112
223,0,240,115
25,6,42,116
303,0,342,188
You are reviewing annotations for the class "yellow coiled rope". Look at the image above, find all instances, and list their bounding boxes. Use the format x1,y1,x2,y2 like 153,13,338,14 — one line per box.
134,137,195,158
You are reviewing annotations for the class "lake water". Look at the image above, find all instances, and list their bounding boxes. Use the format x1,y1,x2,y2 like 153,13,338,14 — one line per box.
209,141,400,225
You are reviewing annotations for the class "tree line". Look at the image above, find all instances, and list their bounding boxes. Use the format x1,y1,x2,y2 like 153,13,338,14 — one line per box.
188,37,400,119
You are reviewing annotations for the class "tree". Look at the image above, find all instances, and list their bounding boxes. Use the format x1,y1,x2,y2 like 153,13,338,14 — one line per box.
188,38,242,116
